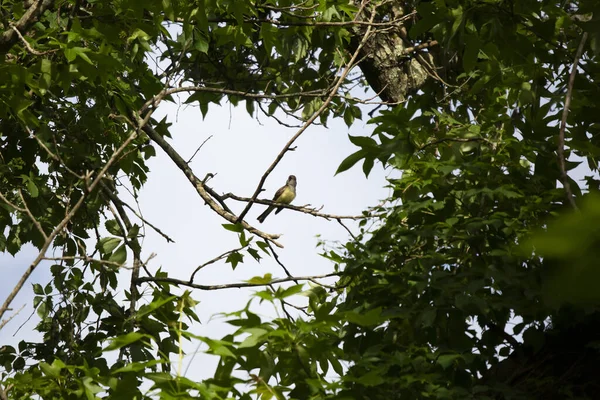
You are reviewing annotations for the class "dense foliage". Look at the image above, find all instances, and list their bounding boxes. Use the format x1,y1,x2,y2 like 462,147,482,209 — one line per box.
1,0,600,399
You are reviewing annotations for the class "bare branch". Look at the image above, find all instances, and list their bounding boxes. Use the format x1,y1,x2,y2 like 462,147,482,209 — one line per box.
136,272,339,291
236,3,378,223
42,256,127,269
10,25,58,56
141,87,327,113
222,192,366,220
0,383,7,400
558,32,588,210
403,40,439,55
266,241,296,282
186,135,213,164
337,218,358,241
0,304,25,331
141,124,284,248
189,246,247,283
0,0,55,55
119,200,175,243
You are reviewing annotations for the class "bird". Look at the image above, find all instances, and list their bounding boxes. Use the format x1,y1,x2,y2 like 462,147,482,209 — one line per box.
257,175,297,223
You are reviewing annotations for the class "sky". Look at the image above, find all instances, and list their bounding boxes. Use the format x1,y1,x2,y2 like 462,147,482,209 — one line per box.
0,89,392,380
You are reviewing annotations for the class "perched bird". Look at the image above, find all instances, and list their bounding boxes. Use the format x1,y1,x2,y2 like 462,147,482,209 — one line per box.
257,175,297,223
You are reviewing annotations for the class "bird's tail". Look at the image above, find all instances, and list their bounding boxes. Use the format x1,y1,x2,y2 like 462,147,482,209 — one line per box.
257,205,275,223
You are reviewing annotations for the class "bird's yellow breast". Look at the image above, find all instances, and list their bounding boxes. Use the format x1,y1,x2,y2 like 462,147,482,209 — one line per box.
277,187,296,204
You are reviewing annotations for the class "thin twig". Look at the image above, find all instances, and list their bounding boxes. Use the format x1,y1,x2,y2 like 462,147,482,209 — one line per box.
189,246,247,283
266,241,296,282
186,135,213,164
0,304,25,331
119,201,175,243
42,256,127,269
136,272,339,291
10,25,58,55
337,218,357,241
403,40,439,55
141,87,327,113
31,133,83,179
0,191,22,212
100,183,147,337
558,32,588,210
142,85,399,114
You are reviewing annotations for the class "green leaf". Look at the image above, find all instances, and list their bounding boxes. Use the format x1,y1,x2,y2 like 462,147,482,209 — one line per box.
200,338,237,358
277,284,304,299
362,156,374,177
355,369,385,386
348,135,378,149
239,328,268,348
37,300,49,319
40,361,62,378
463,34,480,72
32,283,44,295
194,35,209,53
437,354,461,370
344,308,383,326
336,149,367,175
108,244,127,264
261,23,277,56
105,219,123,236
246,274,273,284
137,295,178,318
223,223,244,233
105,332,152,351
257,241,270,254
98,237,121,255
26,179,39,198
226,251,243,270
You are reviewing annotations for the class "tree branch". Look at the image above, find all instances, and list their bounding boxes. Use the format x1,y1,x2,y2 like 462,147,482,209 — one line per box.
0,0,55,55
141,124,284,248
558,32,588,210
222,192,366,220
10,25,58,56
0,304,25,331
189,246,247,283
136,272,339,291
113,195,175,243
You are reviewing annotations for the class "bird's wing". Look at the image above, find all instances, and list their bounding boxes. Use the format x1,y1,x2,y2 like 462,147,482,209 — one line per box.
272,185,287,202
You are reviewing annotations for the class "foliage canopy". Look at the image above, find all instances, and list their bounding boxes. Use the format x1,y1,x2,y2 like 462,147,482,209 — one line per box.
1,0,600,399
